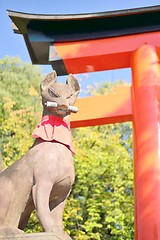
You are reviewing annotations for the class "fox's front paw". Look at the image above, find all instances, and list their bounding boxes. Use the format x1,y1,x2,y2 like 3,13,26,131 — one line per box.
0,226,24,236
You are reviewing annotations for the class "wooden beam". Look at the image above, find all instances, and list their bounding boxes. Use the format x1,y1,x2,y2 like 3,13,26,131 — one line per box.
52,32,160,74
8,6,160,75
71,85,132,128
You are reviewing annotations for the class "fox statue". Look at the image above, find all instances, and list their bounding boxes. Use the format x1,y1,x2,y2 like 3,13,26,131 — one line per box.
0,71,80,240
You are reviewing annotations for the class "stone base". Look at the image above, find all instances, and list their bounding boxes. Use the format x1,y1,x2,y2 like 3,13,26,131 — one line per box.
0,232,72,240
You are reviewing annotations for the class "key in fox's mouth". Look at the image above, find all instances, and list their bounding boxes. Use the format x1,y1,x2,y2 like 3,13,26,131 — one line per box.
45,101,78,113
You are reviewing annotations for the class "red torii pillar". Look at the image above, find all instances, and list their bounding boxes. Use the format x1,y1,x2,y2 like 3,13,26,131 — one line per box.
71,44,160,239
131,45,160,239
71,45,160,239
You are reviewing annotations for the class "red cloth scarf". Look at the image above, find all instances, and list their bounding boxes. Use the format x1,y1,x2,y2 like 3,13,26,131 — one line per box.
32,115,75,154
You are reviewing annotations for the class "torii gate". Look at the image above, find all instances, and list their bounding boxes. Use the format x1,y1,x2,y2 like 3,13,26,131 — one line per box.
8,5,160,239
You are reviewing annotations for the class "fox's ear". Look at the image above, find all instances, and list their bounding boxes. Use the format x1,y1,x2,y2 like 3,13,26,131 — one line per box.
40,71,57,91
66,74,80,96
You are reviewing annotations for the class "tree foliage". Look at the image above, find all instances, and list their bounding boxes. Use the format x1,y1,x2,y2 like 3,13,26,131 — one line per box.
0,56,134,239
0,56,42,167
64,124,134,240
0,56,42,110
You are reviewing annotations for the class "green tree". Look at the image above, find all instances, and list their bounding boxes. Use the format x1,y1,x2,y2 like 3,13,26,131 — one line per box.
0,99,40,168
0,56,42,111
0,56,42,166
64,124,134,240
64,80,134,239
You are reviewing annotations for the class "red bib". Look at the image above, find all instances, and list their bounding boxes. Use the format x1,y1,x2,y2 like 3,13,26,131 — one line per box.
32,115,75,154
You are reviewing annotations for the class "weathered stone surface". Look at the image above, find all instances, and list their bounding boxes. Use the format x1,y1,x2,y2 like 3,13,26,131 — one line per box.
0,71,80,239
0,232,72,240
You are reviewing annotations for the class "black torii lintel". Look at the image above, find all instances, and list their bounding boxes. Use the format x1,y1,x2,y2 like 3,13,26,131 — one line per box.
8,5,160,75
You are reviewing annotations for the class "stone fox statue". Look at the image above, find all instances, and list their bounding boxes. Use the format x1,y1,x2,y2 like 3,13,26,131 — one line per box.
0,71,80,239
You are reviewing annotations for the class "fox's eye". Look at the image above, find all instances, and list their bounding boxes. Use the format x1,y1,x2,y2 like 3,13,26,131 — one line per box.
66,93,73,99
48,88,60,98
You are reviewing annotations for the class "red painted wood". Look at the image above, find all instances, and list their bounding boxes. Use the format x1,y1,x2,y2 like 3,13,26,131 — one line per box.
71,85,132,128
53,31,160,74
131,45,160,240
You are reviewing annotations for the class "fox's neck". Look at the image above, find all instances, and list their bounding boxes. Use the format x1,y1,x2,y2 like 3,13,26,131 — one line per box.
42,108,71,122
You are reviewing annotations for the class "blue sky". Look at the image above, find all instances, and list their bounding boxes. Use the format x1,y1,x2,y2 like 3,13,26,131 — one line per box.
1,0,160,96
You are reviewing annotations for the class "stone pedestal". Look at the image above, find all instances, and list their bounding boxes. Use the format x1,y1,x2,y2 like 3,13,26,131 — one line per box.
0,232,72,240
